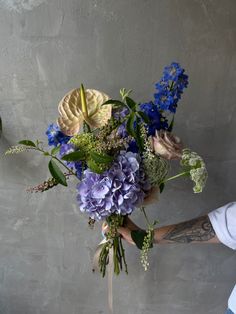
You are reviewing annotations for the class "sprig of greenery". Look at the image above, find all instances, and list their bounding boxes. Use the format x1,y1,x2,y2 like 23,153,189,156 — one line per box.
9,139,77,187
131,207,158,271
68,133,115,174
102,94,150,151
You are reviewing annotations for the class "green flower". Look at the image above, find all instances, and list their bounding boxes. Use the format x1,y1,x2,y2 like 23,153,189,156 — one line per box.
5,145,28,155
181,148,208,193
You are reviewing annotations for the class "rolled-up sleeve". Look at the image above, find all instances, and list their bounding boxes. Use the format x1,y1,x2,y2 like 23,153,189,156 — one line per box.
208,202,236,250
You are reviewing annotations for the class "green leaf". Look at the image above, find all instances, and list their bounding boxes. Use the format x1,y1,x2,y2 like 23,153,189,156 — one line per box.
126,112,136,137
87,159,104,174
159,182,165,193
44,152,50,156
51,146,60,156
90,151,113,164
48,160,67,186
61,151,86,161
168,116,175,132
125,97,136,111
102,99,126,108
131,230,153,250
137,111,150,124
18,140,36,147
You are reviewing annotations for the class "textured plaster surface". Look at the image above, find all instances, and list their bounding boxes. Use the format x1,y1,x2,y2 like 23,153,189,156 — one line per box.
0,0,236,313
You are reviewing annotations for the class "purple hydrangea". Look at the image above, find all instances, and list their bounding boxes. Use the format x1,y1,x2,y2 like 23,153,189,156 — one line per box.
77,151,150,220
114,107,129,138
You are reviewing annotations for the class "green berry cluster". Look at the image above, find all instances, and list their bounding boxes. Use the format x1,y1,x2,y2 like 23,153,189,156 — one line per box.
141,228,154,271
5,145,28,155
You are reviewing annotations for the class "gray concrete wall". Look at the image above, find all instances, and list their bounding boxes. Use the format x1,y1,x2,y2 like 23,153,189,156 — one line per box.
0,0,236,313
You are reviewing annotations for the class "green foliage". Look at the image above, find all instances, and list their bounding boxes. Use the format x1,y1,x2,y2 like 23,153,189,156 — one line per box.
61,151,86,161
18,140,36,147
87,158,107,174
51,146,60,156
120,88,132,100
103,95,151,152
90,151,113,164
143,153,169,187
126,112,136,137
70,133,99,152
159,182,165,193
168,116,175,132
125,96,136,111
48,159,67,186
102,99,126,109
69,132,114,174
135,120,144,151
131,230,153,250
83,121,91,133
137,111,150,124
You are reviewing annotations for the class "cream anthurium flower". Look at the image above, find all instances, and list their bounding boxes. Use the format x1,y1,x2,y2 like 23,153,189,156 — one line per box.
57,85,112,136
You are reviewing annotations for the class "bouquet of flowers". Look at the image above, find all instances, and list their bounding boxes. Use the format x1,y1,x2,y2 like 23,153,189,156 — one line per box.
6,62,208,276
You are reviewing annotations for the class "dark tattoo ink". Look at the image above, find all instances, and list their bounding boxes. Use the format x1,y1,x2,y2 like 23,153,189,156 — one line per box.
163,216,216,243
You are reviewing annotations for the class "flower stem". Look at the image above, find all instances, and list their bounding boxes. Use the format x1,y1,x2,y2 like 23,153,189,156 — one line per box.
141,207,151,226
53,155,77,176
119,236,128,274
164,171,190,182
30,146,77,177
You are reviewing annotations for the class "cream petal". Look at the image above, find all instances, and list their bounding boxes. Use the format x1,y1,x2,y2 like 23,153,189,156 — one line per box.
57,88,112,135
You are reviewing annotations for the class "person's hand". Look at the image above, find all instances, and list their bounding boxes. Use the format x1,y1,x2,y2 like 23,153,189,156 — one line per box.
102,217,142,245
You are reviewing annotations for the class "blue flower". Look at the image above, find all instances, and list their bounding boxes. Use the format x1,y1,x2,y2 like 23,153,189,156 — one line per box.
59,143,85,179
139,102,168,135
77,151,150,220
46,124,71,147
113,108,129,138
154,62,188,113
127,140,139,153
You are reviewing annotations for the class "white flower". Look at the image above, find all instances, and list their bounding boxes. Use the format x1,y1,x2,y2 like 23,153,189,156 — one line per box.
181,149,208,193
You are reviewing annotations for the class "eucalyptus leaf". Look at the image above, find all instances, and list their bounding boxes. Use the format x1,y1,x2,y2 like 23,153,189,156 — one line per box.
61,151,86,161
90,151,113,164
48,159,67,186
18,140,36,147
125,96,136,111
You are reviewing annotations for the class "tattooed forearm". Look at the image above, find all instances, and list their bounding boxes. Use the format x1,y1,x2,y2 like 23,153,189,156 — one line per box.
162,215,216,243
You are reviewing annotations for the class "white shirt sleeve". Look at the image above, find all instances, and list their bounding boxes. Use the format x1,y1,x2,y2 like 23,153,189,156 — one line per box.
228,285,236,313
208,202,236,250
